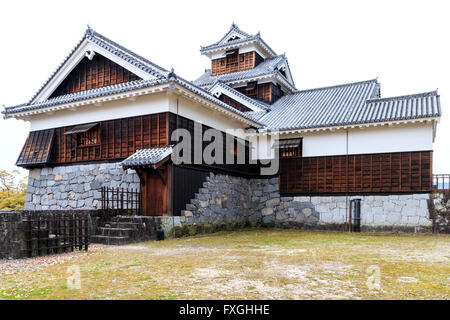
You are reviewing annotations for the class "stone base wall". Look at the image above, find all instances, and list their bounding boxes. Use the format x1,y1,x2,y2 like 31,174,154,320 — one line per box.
25,163,139,210
266,194,432,233
180,172,433,233
23,164,434,234
430,192,450,233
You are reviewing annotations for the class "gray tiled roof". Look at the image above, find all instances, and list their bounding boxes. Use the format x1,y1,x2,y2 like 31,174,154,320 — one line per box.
3,79,166,114
359,91,441,123
27,27,169,104
259,79,441,130
121,146,173,169
200,23,277,57
193,55,295,90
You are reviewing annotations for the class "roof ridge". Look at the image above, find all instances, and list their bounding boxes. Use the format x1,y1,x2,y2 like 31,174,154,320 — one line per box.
207,23,254,48
27,30,89,103
293,78,378,94
366,90,438,103
89,29,169,76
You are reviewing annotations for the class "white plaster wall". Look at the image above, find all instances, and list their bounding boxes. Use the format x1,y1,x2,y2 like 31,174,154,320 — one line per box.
29,92,169,131
168,94,248,139
302,131,347,157
347,123,433,154
281,122,433,158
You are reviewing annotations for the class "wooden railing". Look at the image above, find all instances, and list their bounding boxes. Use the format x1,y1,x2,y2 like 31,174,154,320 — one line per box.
101,187,141,214
433,174,450,192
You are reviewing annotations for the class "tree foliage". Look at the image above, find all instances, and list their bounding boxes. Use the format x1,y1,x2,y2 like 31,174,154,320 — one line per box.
0,170,27,209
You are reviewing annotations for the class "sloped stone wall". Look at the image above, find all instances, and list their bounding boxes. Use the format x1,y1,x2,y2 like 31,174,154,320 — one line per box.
180,172,433,233
430,192,450,233
24,163,140,210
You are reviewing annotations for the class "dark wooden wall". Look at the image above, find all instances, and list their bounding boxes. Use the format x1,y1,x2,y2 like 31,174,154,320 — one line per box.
279,151,433,195
168,113,260,176
218,94,253,112
211,51,263,76
18,112,169,167
172,165,210,216
50,54,141,98
18,112,259,177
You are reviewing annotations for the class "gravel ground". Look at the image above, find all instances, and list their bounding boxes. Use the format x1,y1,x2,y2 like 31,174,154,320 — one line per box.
0,244,105,275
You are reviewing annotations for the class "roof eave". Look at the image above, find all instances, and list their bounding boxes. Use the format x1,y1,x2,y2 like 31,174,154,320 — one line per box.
200,36,276,58
263,117,441,134
5,79,262,128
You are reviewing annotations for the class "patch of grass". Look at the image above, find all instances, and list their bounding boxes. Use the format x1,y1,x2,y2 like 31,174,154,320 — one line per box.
0,229,448,300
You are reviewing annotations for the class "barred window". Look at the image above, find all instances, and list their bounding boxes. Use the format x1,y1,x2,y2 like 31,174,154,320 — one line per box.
77,126,100,146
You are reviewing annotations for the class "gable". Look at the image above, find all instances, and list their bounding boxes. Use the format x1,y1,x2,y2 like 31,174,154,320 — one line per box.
49,53,141,98
29,27,168,104
221,31,244,44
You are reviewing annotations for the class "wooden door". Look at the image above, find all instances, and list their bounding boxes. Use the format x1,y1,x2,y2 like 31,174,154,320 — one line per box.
140,168,167,216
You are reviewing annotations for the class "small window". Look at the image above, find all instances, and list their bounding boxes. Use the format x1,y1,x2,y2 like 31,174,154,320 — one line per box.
276,139,302,158
77,126,100,147
245,81,257,97
226,50,238,68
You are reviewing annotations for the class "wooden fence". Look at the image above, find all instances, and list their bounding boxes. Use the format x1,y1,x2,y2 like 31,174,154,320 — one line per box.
22,212,89,258
101,186,141,215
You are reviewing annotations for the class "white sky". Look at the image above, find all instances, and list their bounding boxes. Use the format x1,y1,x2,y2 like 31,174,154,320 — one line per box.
0,0,449,178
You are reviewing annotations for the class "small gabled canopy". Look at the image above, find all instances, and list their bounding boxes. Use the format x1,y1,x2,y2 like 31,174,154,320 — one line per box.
64,122,98,135
274,139,302,149
121,146,173,170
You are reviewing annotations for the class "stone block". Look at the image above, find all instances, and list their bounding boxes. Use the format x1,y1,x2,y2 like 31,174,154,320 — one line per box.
262,208,274,216
182,210,193,217
90,180,101,190
266,198,280,208
302,208,313,217
263,185,277,193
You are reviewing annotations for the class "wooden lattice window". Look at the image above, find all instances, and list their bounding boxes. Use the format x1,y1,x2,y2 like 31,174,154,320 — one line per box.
277,139,302,158
64,123,100,148
245,81,257,98
226,50,239,69
77,127,100,147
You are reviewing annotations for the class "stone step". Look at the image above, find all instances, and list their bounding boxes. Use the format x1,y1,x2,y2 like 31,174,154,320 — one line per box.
107,222,143,230
98,227,134,238
90,235,130,245
112,216,162,223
